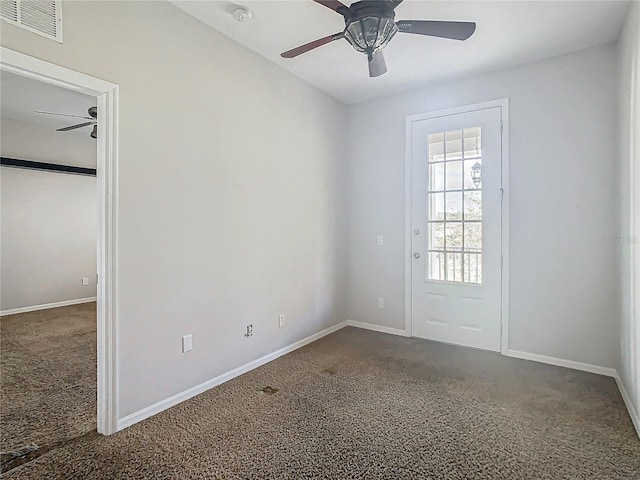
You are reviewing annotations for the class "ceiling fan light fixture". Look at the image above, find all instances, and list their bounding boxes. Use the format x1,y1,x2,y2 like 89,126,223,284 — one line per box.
344,14,398,55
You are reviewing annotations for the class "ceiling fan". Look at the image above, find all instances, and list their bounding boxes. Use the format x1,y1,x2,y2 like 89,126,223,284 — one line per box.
34,106,98,138
280,0,476,77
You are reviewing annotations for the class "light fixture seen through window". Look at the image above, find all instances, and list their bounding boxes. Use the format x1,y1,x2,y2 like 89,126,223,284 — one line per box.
470,162,481,188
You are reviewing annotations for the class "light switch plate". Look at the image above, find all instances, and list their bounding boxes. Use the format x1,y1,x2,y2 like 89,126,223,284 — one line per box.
182,334,193,353
377,235,384,246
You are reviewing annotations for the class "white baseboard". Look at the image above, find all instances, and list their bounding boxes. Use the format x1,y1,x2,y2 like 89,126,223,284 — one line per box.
615,373,640,439
506,349,617,377
0,297,97,317
117,320,349,430
346,319,408,337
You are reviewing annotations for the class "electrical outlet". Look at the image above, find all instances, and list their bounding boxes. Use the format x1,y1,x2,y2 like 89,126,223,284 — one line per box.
378,298,385,309
244,324,253,337
182,334,192,353
81,277,89,286
279,314,285,327
377,235,384,246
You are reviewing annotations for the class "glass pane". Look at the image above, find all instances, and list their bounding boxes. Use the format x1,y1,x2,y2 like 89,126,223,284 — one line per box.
428,133,445,162
464,252,482,284
445,161,463,190
425,127,484,285
428,163,445,191
445,222,463,250
464,223,482,250
428,222,445,250
445,192,462,221
445,130,463,161
446,252,463,282
428,251,445,281
464,159,482,190
428,193,445,221
463,127,481,159
463,191,482,220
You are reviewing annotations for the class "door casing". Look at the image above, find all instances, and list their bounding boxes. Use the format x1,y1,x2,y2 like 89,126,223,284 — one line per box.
0,47,120,434
404,99,510,354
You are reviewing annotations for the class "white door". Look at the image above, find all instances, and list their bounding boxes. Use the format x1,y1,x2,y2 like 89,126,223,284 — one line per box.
410,107,503,352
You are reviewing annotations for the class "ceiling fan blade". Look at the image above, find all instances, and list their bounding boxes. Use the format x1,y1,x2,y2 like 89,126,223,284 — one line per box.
368,51,387,78
57,121,95,132
396,21,477,40
281,33,344,58
312,0,350,15
35,111,93,120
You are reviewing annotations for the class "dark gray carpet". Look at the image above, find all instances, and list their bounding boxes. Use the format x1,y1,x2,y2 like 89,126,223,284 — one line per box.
2,321,639,479
1,303,96,456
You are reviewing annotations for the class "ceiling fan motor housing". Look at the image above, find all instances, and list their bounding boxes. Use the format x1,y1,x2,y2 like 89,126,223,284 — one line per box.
341,1,399,59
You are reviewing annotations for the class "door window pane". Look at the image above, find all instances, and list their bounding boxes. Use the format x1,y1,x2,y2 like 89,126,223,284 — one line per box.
445,223,463,250
426,126,483,284
445,161,463,190
428,192,445,221
463,191,482,220
445,130,463,160
429,252,445,281
428,163,445,191
445,192,463,221
428,133,445,162
428,223,445,250
463,127,481,158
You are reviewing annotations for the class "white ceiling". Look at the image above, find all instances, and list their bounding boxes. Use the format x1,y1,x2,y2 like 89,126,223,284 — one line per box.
1,71,96,136
171,0,630,104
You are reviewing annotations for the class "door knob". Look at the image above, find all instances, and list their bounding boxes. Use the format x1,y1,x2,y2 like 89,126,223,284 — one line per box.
413,252,420,259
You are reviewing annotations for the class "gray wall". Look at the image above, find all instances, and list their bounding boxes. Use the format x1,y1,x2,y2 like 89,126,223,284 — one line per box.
0,118,98,311
346,44,620,369
617,0,639,423
0,1,348,419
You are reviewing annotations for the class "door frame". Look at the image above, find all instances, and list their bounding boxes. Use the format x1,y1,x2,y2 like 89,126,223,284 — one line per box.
1,47,120,434
404,99,510,354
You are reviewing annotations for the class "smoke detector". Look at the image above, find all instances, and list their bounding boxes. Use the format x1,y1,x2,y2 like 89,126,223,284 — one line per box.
233,6,253,22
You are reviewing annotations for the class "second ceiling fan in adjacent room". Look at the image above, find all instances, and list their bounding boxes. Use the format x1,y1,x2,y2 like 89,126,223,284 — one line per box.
35,106,98,138
281,0,477,77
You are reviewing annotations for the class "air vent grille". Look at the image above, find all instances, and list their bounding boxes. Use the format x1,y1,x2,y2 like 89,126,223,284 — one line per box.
1,0,62,43
1,1,18,22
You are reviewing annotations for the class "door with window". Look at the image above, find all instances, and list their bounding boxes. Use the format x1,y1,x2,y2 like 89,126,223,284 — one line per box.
410,107,503,351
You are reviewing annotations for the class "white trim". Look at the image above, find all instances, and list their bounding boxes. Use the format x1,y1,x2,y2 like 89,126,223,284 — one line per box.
346,319,408,337
506,349,616,377
404,99,510,352
0,47,120,435
499,100,510,355
0,297,97,316
404,116,413,337
117,321,349,430
628,9,640,443
615,373,640,439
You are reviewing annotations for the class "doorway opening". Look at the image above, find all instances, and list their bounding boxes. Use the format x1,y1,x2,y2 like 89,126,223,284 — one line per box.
0,48,119,446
